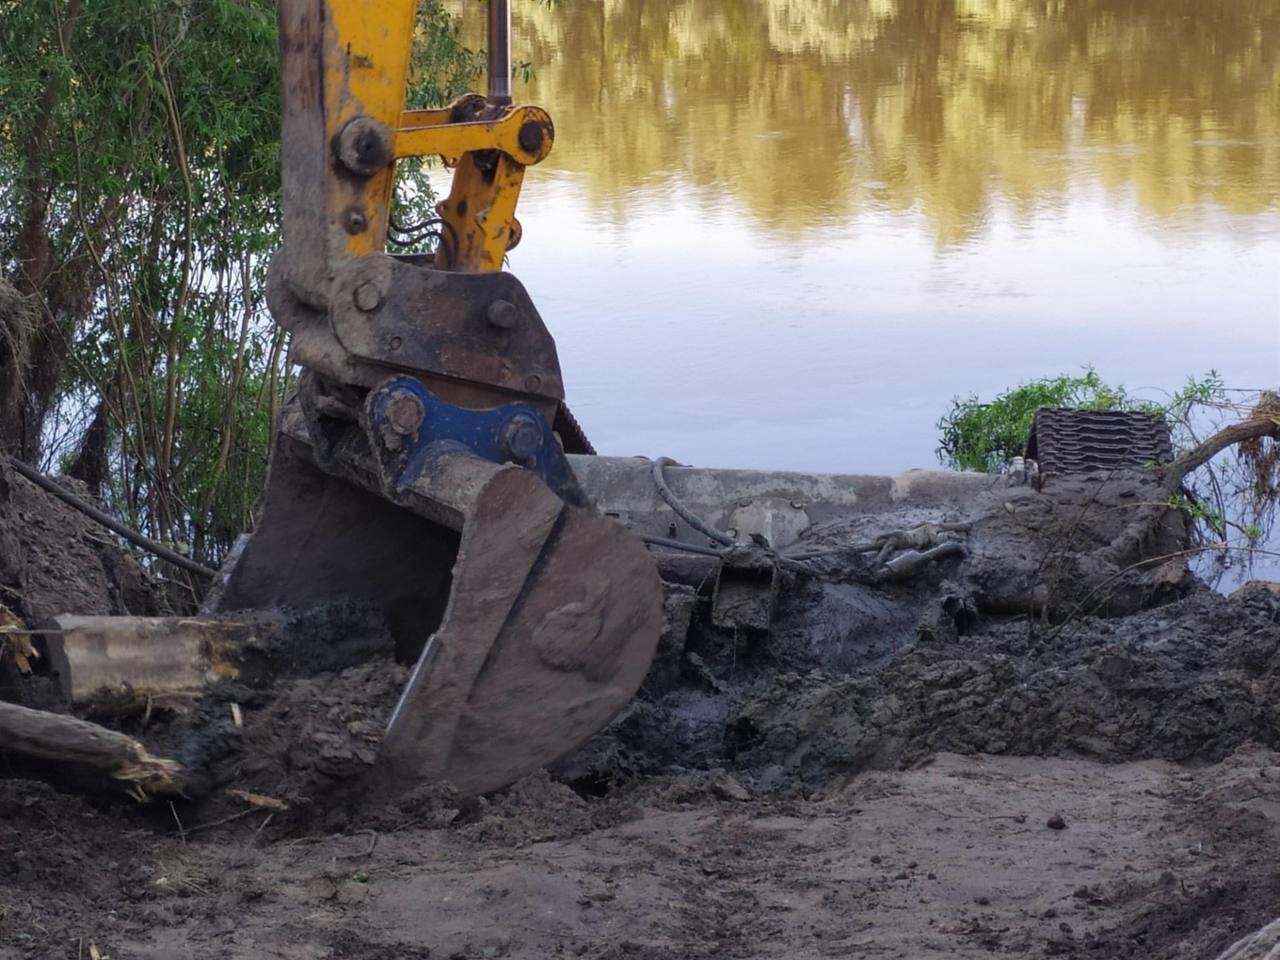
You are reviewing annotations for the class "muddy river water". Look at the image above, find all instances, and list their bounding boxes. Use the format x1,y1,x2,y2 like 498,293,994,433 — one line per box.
443,0,1280,475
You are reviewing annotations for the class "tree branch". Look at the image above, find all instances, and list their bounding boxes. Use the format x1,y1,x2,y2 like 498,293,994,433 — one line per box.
1101,415,1280,568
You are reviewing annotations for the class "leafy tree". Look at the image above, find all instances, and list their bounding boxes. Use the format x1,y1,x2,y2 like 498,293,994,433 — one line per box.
0,0,480,571
936,368,1142,473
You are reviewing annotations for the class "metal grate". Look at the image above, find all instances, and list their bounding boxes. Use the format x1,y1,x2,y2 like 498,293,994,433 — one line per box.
1026,408,1173,477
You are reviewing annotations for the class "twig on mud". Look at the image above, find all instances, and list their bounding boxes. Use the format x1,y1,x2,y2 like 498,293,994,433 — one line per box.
170,801,186,844
291,829,384,855
285,834,327,847
254,812,275,836
1214,791,1275,805
881,541,966,579
333,829,378,859
180,807,256,835
915,801,1028,824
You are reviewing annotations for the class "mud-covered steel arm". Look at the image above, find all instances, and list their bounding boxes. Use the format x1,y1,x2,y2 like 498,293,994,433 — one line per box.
276,0,553,295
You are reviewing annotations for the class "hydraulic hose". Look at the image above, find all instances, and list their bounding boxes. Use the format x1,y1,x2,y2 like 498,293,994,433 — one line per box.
649,457,737,547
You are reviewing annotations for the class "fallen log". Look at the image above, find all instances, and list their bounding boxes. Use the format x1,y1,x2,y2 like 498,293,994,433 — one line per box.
0,699,184,800
24,610,394,724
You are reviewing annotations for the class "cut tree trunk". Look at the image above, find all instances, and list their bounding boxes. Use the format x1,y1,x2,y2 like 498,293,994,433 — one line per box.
0,699,184,799
36,614,276,717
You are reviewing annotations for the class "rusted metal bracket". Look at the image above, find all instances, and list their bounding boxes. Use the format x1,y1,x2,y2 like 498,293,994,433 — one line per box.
711,554,780,633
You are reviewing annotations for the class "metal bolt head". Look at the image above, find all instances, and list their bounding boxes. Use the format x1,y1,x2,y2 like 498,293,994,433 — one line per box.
342,206,368,235
486,299,519,330
385,391,425,437
518,120,546,156
336,116,393,176
502,415,543,462
354,281,382,312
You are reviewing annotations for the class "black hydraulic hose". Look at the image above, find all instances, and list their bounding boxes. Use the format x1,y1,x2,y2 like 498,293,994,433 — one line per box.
639,534,725,559
649,457,737,547
4,455,217,580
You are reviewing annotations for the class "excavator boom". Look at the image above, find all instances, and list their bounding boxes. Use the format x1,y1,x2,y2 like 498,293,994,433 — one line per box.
211,0,662,796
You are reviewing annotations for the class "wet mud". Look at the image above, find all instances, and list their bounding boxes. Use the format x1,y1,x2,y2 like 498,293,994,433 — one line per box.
1,462,1279,958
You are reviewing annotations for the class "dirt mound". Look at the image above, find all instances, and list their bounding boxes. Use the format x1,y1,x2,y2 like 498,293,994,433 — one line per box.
0,461,166,625
139,603,408,830
729,585,1280,786
560,582,1280,796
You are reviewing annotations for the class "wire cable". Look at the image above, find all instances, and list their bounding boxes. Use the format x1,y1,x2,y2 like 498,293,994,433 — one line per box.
4,455,216,580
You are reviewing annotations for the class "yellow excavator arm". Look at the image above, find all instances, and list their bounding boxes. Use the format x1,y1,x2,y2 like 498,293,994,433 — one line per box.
285,0,551,271
270,0,581,431
210,0,664,797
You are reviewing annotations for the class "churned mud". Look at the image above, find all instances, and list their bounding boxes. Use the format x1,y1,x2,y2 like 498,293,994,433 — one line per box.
2,459,1279,959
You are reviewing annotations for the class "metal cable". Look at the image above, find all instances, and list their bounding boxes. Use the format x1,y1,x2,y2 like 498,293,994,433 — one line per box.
639,534,725,559
4,455,216,579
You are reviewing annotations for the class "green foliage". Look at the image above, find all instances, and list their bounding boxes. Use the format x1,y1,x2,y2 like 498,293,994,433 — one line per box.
936,369,1230,474
393,6,485,235
409,1,485,109
1167,494,1226,537
936,368,1142,473
0,0,481,569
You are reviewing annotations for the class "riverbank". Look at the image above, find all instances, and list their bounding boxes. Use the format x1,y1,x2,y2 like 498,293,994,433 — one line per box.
1,459,1279,959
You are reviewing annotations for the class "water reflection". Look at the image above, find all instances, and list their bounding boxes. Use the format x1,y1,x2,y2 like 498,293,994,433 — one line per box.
489,0,1280,242
435,0,1277,492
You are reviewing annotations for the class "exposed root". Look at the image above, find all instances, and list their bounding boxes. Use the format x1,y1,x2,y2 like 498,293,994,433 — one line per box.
113,751,187,802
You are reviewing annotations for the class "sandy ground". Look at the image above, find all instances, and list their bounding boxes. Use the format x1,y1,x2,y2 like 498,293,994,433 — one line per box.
3,747,1279,960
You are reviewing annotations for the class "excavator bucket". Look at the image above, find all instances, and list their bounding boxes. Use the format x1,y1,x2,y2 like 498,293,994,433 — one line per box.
205,0,663,797
212,398,663,796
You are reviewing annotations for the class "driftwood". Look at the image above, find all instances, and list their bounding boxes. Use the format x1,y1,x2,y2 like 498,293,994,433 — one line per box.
0,699,184,799
0,616,264,799
1213,915,1280,960
1102,415,1280,568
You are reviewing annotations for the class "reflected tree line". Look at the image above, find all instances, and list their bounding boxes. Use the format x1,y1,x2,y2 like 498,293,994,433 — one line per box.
487,0,1280,240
